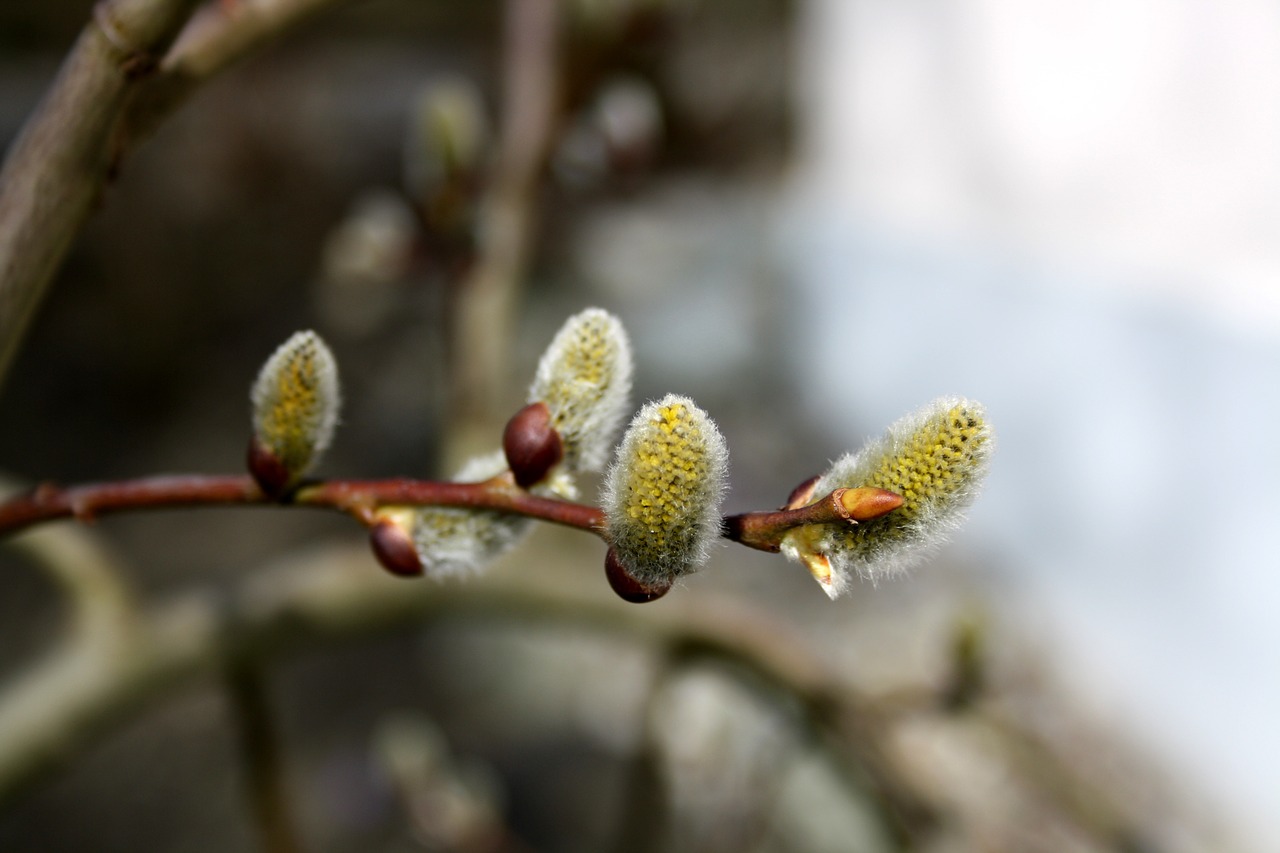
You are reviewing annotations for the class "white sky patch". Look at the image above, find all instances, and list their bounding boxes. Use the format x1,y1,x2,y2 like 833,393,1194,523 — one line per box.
788,1,1280,846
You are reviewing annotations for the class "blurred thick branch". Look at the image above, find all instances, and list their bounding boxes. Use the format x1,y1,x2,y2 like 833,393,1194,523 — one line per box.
0,543,907,812
0,537,1169,851
0,0,355,386
0,522,140,803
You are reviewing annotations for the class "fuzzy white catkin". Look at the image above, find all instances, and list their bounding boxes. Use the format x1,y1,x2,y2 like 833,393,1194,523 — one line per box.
411,451,575,577
603,394,729,587
781,396,993,599
528,308,633,473
250,331,341,481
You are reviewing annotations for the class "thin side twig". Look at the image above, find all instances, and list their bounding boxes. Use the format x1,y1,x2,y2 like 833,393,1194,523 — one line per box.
122,0,360,142
0,474,607,538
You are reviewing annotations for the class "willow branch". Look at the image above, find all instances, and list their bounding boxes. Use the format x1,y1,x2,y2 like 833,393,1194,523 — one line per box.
0,474,606,538
122,0,358,142
0,475,897,554
0,0,200,384
722,486,905,552
0,0,356,388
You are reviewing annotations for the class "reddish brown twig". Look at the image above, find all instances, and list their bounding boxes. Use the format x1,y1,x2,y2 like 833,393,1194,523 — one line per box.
0,474,605,537
295,478,606,532
0,475,900,552
0,475,261,531
723,487,904,553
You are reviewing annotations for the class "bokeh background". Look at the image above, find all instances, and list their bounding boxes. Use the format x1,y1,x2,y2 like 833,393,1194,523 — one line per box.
791,2,1280,846
0,0,1275,851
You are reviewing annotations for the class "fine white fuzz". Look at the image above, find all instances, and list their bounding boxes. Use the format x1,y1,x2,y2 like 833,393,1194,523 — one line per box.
411,451,575,577
528,308,633,473
781,397,993,599
603,394,729,588
250,331,341,483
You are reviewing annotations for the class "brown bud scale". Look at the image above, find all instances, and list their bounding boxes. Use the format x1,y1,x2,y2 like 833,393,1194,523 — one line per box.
247,436,292,500
503,402,564,489
783,475,821,510
370,518,424,578
605,547,671,604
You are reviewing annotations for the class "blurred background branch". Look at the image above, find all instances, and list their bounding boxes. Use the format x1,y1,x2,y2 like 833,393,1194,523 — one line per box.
445,0,563,464
0,539,1138,851
0,519,139,803
0,0,355,386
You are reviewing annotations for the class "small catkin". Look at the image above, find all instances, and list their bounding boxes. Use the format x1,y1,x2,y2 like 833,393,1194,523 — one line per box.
411,451,575,577
781,396,993,598
528,308,633,473
250,331,341,484
604,394,729,588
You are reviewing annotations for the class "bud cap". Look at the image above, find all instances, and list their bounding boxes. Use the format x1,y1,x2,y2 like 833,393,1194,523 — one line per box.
604,547,671,603
503,402,564,488
370,508,425,578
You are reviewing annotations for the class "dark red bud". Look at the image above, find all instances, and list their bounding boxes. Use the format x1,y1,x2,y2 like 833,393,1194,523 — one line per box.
370,518,424,578
503,402,564,489
783,475,821,510
604,548,671,604
247,436,291,500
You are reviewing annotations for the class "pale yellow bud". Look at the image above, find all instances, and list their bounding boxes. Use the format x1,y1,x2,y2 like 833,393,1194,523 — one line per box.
249,331,341,492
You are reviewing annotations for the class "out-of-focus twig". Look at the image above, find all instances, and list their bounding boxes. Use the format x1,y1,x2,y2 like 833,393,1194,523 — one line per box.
4,507,137,644
610,660,670,853
0,540,1170,850
122,0,358,142
0,521,139,799
447,0,564,463
374,714,528,853
225,660,305,853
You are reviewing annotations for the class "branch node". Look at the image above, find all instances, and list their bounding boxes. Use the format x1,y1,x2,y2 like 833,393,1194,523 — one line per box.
70,496,96,524
93,1,163,79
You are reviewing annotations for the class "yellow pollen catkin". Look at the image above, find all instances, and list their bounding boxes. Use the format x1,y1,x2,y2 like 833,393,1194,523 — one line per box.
250,331,341,480
781,397,992,598
604,395,728,586
528,308,632,473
